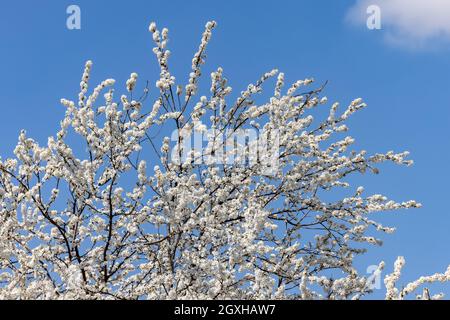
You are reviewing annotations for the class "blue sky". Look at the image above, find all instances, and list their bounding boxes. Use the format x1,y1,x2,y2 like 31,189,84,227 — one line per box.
0,0,449,298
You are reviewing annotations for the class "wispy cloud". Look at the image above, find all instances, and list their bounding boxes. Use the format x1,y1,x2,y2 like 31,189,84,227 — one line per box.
347,0,450,49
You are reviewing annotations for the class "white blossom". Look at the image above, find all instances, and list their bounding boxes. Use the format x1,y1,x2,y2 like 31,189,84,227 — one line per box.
0,20,446,301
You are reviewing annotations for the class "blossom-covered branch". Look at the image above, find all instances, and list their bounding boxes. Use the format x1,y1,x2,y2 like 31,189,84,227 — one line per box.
0,21,447,300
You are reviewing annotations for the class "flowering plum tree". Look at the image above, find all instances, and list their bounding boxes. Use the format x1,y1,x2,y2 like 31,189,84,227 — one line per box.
0,21,448,300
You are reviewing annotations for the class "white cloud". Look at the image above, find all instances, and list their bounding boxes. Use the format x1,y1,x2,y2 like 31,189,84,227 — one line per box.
347,0,450,49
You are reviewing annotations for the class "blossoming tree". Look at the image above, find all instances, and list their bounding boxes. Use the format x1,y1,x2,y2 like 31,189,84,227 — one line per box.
0,21,448,300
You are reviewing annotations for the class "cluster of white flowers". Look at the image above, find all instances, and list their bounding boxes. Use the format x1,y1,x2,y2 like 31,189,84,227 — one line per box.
185,21,217,99
126,73,138,92
384,257,450,300
0,20,447,300
78,60,93,107
149,22,175,91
